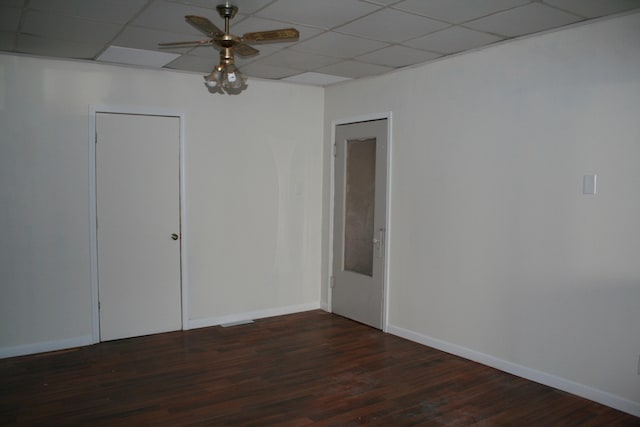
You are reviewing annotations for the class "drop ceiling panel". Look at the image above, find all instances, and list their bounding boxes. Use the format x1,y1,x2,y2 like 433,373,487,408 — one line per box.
112,26,194,53
466,3,582,37
239,61,300,79
167,0,272,15
316,60,393,79
21,11,123,45
1,0,638,86
0,7,21,32
241,42,288,59
1,0,25,6
361,0,404,5
404,26,504,54
543,0,640,18
165,53,217,72
356,45,441,67
294,32,389,58
260,49,342,71
0,32,16,51
97,45,180,67
393,0,530,24
16,34,102,58
281,72,351,86
132,0,224,35
336,8,449,43
255,0,381,29
27,0,149,24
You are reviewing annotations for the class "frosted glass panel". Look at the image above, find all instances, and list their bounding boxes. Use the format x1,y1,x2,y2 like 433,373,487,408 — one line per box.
344,138,376,276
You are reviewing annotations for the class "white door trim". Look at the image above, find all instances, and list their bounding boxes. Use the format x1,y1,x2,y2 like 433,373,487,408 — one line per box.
329,112,392,332
88,105,189,343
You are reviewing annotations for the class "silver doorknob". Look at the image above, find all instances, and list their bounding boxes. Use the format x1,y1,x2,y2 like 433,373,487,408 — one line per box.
171,233,179,240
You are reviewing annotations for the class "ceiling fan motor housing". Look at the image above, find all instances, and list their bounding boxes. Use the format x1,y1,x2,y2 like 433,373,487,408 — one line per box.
216,4,238,19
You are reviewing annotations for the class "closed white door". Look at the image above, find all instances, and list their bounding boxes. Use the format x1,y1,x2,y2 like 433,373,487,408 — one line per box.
332,119,388,329
96,113,182,341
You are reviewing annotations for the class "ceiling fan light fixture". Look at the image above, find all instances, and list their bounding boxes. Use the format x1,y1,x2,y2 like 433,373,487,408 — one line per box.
204,63,246,94
223,66,246,91
162,4,298,94
204,65,223,92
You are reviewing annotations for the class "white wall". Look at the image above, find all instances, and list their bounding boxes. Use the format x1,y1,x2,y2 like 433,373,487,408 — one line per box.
0,54,324,354
324,12,640,413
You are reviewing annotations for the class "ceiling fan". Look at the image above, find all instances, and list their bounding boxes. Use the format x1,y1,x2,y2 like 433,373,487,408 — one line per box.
159,3,299,94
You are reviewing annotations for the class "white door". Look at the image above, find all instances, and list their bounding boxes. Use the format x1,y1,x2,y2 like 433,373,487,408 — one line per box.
96,112,182,341
332,119,388,329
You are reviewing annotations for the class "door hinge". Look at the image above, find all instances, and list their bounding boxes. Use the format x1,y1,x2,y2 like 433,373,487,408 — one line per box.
330,275,335,288
333,144,336,157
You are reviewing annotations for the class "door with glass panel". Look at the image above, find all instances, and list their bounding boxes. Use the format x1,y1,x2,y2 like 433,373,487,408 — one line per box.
332,119,388,329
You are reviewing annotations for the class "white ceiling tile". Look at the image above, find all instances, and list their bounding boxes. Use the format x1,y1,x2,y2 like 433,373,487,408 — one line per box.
294,32,389,58
16,34,102,58
0,0,25,6
337,8,449,43
281,71,351,86
465,3,582,37
0,31,16,50
2,0,637,85
260,49,342,71
0,7,21,32
165,53,217,72
166,0,272,14
360,0,403,5
244,42,288,58
543,0,640,18
404,26,504,54
186,43,221,58
393,0,530,23
112,26,195,53
27,0,149,24
132,0,224,36
316,60,393,78
240,61,301,79
22,10,123,45
97,45,181,67
356,45,441,67
233,52,263,66
256,0,381,29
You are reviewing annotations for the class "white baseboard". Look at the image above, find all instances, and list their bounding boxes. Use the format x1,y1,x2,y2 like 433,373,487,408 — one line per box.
320,302,329,312
387,324,640,418
188,302,321,330
0,335,94,359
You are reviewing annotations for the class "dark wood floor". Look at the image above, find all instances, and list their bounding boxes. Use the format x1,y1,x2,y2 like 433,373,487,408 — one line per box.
1,310,638,426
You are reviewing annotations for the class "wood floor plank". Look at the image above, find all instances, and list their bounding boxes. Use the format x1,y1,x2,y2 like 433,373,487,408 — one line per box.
0,310,638,426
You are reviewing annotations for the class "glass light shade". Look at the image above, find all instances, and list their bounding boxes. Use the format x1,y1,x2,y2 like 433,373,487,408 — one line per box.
223,67,245,91
204,64,246,93
204,66,223,90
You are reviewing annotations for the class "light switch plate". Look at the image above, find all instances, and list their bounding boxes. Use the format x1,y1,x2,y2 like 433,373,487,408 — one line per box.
583,174,597,195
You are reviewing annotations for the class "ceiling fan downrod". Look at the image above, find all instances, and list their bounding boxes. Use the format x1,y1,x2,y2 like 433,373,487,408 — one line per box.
216,4,238,34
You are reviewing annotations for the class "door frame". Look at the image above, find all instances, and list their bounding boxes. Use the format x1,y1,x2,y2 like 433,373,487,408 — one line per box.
88,105,189,343
328,112,392,332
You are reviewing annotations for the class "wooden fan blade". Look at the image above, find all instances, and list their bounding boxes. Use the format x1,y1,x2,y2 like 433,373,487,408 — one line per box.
234,42,260,57
242,28,299,43
185,15,223,37
158,39,212,47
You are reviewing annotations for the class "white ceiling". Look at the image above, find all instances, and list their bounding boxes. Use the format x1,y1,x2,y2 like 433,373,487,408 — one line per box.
1,0,639,86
